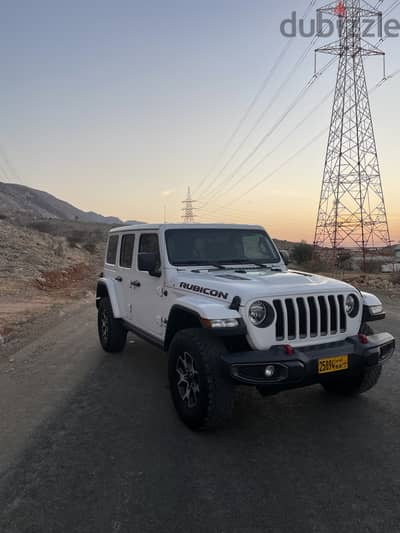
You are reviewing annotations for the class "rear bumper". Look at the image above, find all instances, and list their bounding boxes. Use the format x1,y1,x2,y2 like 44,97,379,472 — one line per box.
221,332,395,390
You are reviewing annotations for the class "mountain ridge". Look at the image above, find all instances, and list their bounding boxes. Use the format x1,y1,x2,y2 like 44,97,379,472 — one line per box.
0,182,142,225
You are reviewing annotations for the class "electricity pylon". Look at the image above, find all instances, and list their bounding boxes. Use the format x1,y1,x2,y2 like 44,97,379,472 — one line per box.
181,187,197,223
313,0,391,269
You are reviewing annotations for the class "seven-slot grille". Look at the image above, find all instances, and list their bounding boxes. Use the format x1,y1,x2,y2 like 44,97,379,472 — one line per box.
272,295,347,341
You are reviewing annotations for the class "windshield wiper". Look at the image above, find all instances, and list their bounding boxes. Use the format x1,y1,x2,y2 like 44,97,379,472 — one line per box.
210,263,227,270
191,263,227,271
220,260,282,271
174,261,226,272
222,259,273,269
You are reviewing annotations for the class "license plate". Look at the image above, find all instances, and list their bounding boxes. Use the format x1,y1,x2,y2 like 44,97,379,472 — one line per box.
318,355,349,374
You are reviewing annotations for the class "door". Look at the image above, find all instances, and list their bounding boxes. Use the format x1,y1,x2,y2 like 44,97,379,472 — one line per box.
129,232,166,339
116,233,136,321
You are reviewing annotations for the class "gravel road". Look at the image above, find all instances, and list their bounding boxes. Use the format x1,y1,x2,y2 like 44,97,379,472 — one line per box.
0,297,399,533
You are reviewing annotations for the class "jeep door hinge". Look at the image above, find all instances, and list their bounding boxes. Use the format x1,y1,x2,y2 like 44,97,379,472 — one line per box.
157,316,168,327
157,287,168,298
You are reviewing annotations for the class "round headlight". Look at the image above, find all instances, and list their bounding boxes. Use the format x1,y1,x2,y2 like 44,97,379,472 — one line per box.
345,294,360,318
249,301,274,328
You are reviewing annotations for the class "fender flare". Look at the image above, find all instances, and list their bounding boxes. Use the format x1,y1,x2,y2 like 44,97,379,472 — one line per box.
360,291,385,322
96,279,122,318
360,291,382,307
170,295,242,321
164,297,244,351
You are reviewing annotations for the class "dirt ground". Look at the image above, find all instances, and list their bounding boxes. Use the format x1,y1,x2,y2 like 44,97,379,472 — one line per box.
0,267,99,357
0,219,104,353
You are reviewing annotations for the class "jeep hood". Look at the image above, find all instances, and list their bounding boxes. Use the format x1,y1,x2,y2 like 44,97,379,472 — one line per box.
169,269,356,305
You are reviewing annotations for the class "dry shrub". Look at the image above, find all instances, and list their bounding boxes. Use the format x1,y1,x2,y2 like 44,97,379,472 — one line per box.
363,260,385,274
28,220,55,234
304,257,331,273
67,231,87,248
83,242,97,254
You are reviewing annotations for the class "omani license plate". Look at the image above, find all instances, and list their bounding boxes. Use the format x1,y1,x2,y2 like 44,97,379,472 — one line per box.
318,355,349,374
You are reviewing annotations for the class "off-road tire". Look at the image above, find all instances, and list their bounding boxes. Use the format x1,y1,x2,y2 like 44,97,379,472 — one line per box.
168,329,235,430
98,298,127,353
321,365,382,396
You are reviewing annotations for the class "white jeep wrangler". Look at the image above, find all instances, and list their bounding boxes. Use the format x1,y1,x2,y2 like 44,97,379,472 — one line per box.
96,224,395,430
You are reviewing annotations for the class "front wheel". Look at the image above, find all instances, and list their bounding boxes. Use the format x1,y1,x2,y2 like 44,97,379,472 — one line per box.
321,365,382,396
168,329,235,430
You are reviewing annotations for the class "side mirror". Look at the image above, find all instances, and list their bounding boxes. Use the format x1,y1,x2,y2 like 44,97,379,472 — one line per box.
280,250,289,266
138,252,161,277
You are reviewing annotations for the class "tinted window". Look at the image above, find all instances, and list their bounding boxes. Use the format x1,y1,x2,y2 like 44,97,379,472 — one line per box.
119,234,135,268
139,234,159,254
138,234,161,271
106,235,119,265
165,229,280,266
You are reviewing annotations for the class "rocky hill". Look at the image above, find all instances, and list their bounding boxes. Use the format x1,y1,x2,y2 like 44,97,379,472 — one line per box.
0,182,140,225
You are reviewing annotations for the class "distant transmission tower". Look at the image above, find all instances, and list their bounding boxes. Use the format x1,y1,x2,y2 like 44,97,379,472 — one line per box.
313,0,391,268
181,187,197,223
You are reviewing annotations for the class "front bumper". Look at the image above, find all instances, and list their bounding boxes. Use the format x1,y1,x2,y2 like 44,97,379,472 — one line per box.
221,332,395,391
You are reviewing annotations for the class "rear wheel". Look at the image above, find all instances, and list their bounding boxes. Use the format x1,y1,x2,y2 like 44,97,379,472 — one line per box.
321,365,382,396
98,298,127,353
322,323,383,395
168,329,235,430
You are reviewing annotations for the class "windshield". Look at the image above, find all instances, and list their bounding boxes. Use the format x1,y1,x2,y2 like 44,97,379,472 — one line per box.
165,228,281,267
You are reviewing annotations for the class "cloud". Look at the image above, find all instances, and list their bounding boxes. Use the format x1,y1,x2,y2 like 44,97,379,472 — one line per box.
161,189,175,198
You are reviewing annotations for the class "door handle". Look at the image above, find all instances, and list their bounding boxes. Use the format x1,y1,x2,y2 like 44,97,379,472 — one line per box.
130,280,141,288
115,276,123,282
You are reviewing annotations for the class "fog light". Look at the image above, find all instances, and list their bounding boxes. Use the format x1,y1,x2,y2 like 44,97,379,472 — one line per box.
265,365,275,378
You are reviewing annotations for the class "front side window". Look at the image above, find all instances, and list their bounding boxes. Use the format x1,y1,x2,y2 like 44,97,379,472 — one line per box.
106,235,119,265
165,229,280,266
138,233,161,271
119,234,135,268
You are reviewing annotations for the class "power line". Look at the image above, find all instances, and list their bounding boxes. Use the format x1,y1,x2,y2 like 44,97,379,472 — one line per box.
201,0,396,207
197,15,340,204
198,42,326,202
201,67,399,215
201,58,336,205
193,0,318,197
199,6,397,216
199,86,335,211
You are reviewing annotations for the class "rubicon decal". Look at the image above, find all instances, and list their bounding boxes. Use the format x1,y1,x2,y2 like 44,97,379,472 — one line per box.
179,282,229,300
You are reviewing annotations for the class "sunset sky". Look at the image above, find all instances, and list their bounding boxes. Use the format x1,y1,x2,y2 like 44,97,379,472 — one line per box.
1,0,399,243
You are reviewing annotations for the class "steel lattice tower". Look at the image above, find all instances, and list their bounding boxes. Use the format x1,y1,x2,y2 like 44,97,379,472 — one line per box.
313,0,391,268
181,187,197,223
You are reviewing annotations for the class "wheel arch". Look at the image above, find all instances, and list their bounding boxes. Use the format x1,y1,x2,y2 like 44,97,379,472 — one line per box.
164,302,247,352
164,305,203,351
96,279,122,318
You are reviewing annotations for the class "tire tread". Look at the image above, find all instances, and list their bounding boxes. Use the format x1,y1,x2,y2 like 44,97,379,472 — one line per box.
98,298,127,353
168,329,234,430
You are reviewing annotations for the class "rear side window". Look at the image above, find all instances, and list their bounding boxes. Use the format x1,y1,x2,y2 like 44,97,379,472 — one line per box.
120,234,135,268
106,235,119,265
